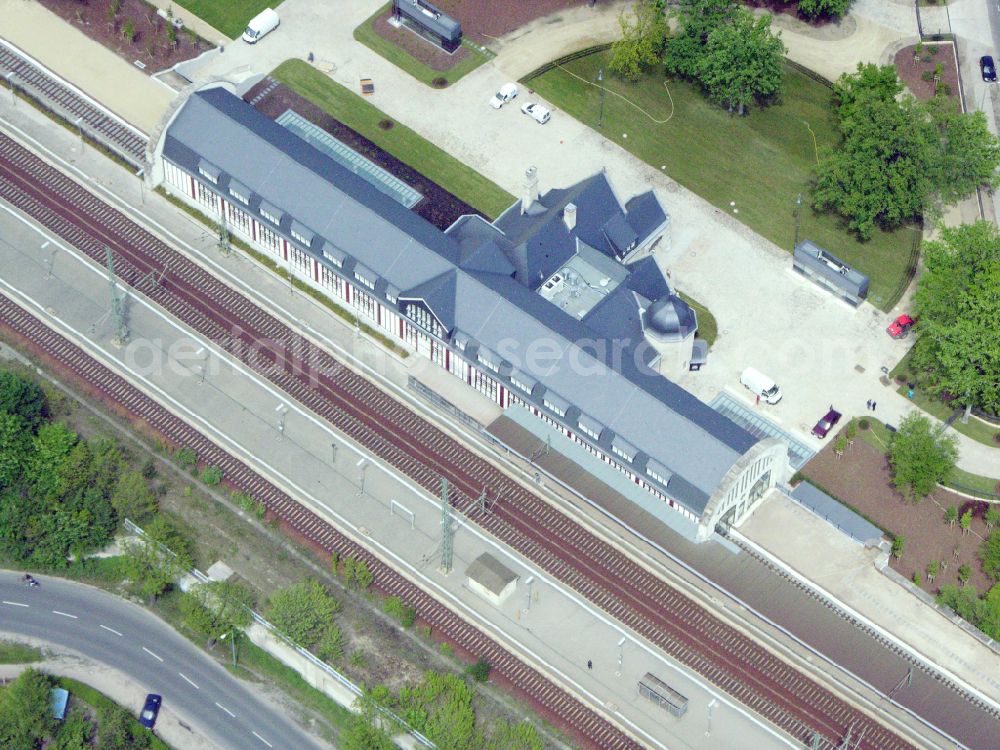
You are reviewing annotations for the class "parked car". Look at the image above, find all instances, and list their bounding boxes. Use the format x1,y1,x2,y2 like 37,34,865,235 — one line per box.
811,407,842,439
139,694,162,729
520,102,551,124
886,314,915,339
489,83,518,109
982,55,997,83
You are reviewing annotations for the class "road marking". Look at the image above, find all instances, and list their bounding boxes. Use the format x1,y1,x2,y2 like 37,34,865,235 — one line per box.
178,672,199,689
215,702,235,718
52,610,78,619
2,601,28,607
142,646,164,662
251,731,273,748
100,624,122,636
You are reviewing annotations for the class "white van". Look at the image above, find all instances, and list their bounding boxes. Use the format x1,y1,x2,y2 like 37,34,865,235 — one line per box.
242,8,279,44
740,367,782,405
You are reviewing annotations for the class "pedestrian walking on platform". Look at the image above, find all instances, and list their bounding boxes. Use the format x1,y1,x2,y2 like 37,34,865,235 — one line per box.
587,660,592,670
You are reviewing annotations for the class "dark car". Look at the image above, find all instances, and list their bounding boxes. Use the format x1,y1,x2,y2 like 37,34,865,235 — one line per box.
982,55,997,83
811,407,842,439
886,314,915,339
139,694,162,729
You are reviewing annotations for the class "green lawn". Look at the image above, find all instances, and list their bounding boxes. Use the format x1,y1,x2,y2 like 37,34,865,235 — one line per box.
354,4,490,87
527,53,921,311
0,641,42,664
271,60,514,218
677,291,717,345
169,0,281,39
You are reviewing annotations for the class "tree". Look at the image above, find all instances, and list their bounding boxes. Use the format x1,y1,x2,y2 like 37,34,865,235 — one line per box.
698,8,785,115
608,1,667,82
0,668,54,749
0,413,30,490
887,413,958,501
981,529,1000,581
912,222,1000,414
936,583,982,622
796,0,852,19
111,469,158,522
121,19,136,45
944,505,959,527
97,703,151,750
987,506,1000,532
0,371,47,431
340,713,395,750
831,63,903,121
121,516,192,602
960,509,973,535
267,579,340,648
814,94,930,239
926,559,939,582
958,563,972,584
316,624,344,663
663,0,736,79
181,580,254,641
924,98,1000,206
52,706,92,750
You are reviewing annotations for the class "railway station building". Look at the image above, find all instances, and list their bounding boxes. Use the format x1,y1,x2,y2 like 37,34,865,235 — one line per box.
152,86,788,542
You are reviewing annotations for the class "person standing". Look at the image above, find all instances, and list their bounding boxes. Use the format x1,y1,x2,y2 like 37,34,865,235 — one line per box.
587,660,593,670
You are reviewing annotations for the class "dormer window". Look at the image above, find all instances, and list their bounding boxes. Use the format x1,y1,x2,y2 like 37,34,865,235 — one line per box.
259,201,282,226
197,159,220,185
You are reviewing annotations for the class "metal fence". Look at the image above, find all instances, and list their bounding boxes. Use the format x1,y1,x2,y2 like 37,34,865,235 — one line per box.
123,519,436,748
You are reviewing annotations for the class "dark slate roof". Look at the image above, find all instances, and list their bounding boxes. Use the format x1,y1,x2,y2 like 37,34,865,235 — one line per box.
581,287,645,343
646,294,697,341
164,87,759,511
625,256,670,301
625,190,668,242
602,212,638,256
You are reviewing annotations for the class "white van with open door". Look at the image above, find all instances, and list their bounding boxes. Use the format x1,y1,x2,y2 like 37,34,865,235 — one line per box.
242,8,279,43
740,367,782,404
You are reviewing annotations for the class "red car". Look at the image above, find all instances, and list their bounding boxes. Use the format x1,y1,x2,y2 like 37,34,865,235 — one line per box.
887,314,915,339
811,407,842,439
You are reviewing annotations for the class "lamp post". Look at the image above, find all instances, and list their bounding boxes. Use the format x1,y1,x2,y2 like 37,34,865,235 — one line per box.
6,72,16,105
793,192,803,249
597,68,605,129
220,630,238,668
524,575,535,612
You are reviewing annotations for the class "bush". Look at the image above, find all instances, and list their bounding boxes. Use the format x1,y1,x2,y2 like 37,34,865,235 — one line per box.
377,119,394,130
201,465,223,486
921,70,934,82
316,624,344,663
431,77,448,88
913,571,922,586
466,657,491,682
892,535,906,559
858,418,870,430
384,596,416,627
175,447,197,471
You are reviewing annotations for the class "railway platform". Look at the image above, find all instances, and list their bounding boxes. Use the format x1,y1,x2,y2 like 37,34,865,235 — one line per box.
1,83,999,749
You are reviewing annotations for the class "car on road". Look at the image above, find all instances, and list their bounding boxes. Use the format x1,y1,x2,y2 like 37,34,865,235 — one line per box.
982,55,997,83
811,407,842,439
139,694,162,729
886,314,915,339
489,83,518,109
521,102,551,124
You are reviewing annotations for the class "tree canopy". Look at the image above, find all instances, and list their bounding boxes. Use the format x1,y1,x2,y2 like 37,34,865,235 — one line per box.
887,413,958,501
815,64,1000,239
0,668,54,750
912,221,1000,413
181,580,254,640
796,0,853,20
608,0,667,82
266,579,340,648
699,8,785,115
0,371,47,431
982,530,1000,581
663,0,737,79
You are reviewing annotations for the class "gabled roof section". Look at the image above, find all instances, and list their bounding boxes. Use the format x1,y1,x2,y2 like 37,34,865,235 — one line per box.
625,190,668,244
601,212,638,256
581,286,644,343
625,256,670,301
400,269,457,331
445,215,516,276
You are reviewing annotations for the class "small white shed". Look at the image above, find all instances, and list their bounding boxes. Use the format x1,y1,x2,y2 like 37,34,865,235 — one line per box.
466,553,518,607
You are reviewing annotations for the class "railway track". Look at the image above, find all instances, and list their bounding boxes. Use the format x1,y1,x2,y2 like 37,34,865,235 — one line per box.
0,293,638,750
0,131,924,750
0,43,147,167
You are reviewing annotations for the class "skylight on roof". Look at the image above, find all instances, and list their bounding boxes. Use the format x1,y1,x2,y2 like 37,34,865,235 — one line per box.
276,110,423,209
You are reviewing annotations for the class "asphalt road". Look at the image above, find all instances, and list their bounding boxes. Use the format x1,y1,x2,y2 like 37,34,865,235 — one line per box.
0,572,330,750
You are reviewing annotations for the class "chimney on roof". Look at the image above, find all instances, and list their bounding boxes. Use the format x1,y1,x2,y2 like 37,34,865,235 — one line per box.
520,166,539,215
563,202,577,232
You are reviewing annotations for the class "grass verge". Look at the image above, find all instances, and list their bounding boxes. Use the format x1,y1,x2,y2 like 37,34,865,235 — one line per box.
0,641,42,664
354,4,490,87
55,677,172,750
527,52,921,311
169,0,279,39
155,188,408,358
271,59,514,218
676,291,717,345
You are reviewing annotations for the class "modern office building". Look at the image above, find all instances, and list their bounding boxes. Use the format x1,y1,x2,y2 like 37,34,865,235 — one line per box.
153,86,787,541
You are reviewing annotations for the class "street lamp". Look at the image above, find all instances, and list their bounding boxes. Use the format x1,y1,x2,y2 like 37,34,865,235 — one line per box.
219,629,238,668
524,575,535,612
597,68,605,129
793,192,803,249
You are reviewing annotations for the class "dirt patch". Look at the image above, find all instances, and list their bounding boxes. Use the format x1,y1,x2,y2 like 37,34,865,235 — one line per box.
245,79,485,230
371,11,471,71
429,0,592,45
36,0,209,74
801,431,993,596
894,43,962,103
